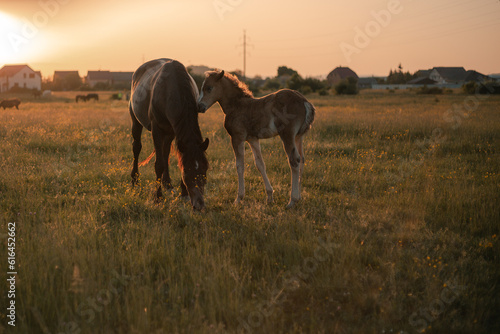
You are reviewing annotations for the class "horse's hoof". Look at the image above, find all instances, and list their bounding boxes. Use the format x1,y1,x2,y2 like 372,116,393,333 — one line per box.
234,196,244,205
286,198,300,209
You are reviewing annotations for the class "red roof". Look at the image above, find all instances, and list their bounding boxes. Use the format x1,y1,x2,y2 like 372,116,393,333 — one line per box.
0,64,35,77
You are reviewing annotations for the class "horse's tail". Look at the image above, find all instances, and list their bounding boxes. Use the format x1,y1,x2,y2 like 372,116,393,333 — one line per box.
299,101,315,135
138,150,156,167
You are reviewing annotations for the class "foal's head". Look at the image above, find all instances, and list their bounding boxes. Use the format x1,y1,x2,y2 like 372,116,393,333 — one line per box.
197,70,253,112
178,138,210,211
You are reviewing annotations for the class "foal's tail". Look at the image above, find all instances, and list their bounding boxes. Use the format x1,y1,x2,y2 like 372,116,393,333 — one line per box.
138,150,156,167
298,101,315,135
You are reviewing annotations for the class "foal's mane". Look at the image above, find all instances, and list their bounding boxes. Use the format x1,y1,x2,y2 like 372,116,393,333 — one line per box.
208,70,254,98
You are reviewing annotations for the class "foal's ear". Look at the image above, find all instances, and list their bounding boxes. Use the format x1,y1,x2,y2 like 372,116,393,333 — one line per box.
200,138,209,151
215,70,224,81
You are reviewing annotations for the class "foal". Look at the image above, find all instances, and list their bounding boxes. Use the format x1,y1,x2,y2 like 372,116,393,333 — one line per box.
198,70,315,208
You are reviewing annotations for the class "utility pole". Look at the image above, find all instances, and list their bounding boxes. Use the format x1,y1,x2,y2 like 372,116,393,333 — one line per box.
237,29,252,80
243,29,246,80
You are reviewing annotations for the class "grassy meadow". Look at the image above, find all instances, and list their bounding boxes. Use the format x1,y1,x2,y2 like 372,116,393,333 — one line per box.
0,90,499,333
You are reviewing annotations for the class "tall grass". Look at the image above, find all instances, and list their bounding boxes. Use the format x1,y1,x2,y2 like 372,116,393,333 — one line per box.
0,91,498,333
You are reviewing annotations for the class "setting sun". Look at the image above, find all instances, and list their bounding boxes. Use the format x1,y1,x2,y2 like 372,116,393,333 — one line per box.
0,11,48,65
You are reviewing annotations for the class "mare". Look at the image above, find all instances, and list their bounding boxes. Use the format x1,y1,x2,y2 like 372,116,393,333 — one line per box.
198,70,314,208
129,59,209,211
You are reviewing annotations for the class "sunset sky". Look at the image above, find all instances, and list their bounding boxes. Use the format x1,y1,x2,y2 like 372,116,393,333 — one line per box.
1,0,499,79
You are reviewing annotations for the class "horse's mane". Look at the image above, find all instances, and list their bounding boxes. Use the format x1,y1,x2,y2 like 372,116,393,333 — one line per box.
208,70,254,98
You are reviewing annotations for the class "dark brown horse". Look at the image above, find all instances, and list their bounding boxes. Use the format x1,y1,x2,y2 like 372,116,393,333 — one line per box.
0,98,21,110
198,70,314,208
129,59,209,211
75,95,88,103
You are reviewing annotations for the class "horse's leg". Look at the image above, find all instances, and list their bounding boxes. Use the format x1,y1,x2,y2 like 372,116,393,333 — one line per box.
248,138,273,204
161,133,174,191
151,122,166,202
130,107,143,186
180,180,189,199
280,133,302,209
232,137,246,204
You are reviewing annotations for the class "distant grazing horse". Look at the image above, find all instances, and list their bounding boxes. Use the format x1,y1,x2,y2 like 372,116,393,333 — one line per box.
198,70,315,208
0,98,21,110
86,93,99,101
129,59,209,211
75,95,88,102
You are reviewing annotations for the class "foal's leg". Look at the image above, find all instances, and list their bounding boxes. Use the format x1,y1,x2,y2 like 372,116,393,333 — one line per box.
295,135,305,183
130,107,143,186
281,134,302,209
248,138,274,203
232,137,246,204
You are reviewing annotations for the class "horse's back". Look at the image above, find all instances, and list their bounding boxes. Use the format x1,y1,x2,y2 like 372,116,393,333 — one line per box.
130,58,173,129
130,59,199,130
149,60,200,127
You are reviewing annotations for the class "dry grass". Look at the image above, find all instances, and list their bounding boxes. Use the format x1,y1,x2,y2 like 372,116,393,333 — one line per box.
0,90,498,333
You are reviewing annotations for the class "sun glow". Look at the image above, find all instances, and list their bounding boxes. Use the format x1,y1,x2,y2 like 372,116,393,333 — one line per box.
0,11,46,64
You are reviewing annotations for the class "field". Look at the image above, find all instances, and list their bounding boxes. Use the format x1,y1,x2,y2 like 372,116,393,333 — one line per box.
0,90,499,333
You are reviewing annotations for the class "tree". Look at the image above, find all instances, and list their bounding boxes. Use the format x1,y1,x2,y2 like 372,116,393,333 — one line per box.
52,73,82,91
334,77,358,95
286,73,304,90
386,64,416,84
277,66,298,77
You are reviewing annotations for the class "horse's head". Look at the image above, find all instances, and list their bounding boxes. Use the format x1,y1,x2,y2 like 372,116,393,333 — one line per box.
197,70,225,113
179,138,210,211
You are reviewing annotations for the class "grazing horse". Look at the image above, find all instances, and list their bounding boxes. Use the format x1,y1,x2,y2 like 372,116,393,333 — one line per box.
86,93,99,101
129,59,209,211
75,95,88,103
198,70,315,208
0,98,21,110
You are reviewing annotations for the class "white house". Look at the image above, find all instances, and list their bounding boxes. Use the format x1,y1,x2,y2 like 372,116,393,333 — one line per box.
0,64,42,93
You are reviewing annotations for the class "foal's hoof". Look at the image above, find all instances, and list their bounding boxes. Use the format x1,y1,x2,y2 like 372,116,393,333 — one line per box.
234,195,244,205
266,190,274,204
286,198,300,209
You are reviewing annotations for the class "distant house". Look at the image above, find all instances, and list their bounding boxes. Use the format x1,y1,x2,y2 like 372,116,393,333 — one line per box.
429,67,467,84
0,64,42,93
414,69,432,79
187,65,212,76
358,77,378,89
110,72,133,88
53,71,81,90
407,77,437,85
327,67,358,86
415,67,490,85
85,70,133,88
464,70,490,83
86,70,112,88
